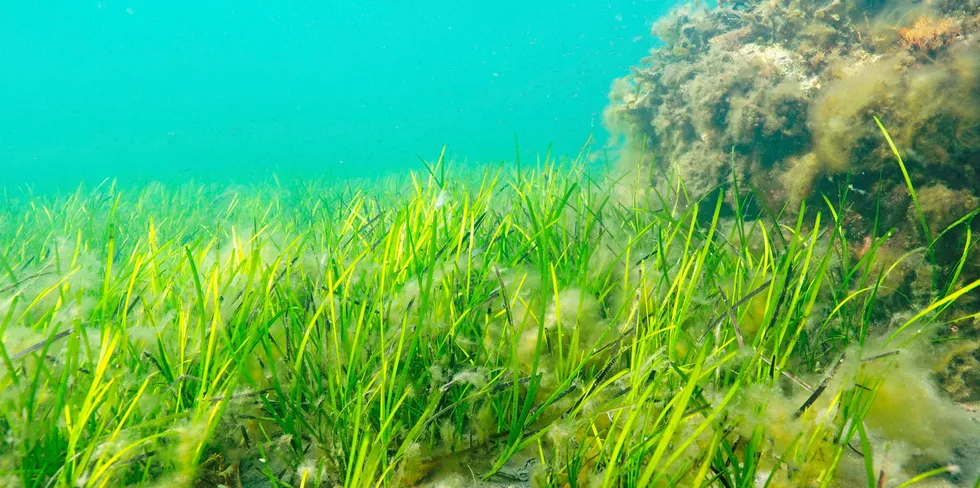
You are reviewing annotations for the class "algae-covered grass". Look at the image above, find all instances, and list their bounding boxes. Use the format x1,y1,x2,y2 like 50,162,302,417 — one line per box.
0,146,978,487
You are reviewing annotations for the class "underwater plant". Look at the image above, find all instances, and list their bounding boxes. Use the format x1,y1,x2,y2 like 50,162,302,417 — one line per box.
0,139,978,487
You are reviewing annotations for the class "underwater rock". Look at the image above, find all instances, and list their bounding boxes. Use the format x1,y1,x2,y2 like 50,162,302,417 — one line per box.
606,0,980,232
606,0,980,464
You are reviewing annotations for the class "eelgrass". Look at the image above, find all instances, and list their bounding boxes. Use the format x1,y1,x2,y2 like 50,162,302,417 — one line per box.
0,140,978,487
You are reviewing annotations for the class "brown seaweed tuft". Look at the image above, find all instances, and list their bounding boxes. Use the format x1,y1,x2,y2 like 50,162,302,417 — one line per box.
898,15,962,52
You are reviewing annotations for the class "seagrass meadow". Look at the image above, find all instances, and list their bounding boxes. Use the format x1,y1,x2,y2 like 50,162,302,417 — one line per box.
1,133,980,488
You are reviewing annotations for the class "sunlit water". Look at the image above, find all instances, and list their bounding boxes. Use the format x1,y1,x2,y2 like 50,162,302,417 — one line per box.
1,1,673,192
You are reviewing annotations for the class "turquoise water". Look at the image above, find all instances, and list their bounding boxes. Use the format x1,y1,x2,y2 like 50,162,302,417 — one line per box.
1,1,670,191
